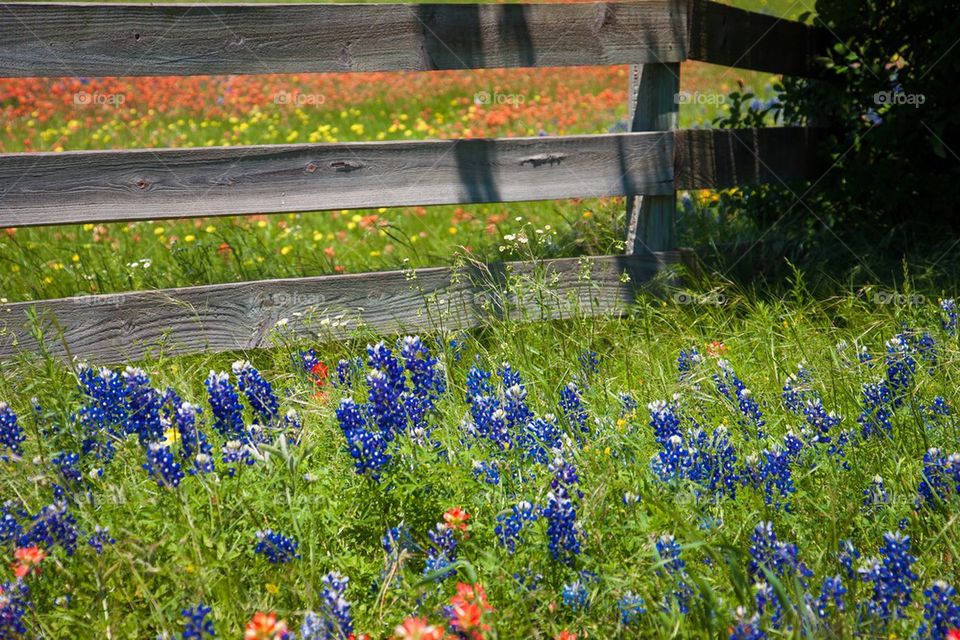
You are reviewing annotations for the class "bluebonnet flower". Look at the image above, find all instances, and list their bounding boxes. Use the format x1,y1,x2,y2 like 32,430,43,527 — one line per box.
254,529,300,564
423,550,456,581
781,364,815,414
121,366,164,445
494,501,539,554
857,381,894,439
561,580,589,611
802,398,841,444
334,358,361,388
677,347,704,379
220,440,254,477
622,492,642,506
205,371,246,441
87,526,115,555
838,539,860,580
190,453,215,475
76,365,126,460
687,426,739,499
578,349,600,379
941,299,957,337
559,381,589,438
300,348,321,373
465,365,494,399
650,435,693,483
858,531,917,621
647,399,682,446
753,581,784,628
382,525,417,557
471,460,500,485
20,501,80,555
744,448,794,511
51,451,83,498
729,607,766,640
921,396,952,429
143,443,185,488
783,431,805,459
233,360,280,425
748,522,812,584
365,342,408,440
618,592,646,625
917,448,960,508
181,603,216,639
336,398,391,480
497,362,522,389
300,571,353,639
544,488,580,563
618,392,638,416
815,575,846,618
0,580,30,637
400,336,445,433
502,383,533,435
884,335,917,404
918,580,960,640
655,534,693,613
523,415,563,464
173,402,210,460
655,534,685,575
468,395,510,449
0,501,23,545
0,402,25,457
715,360,766,440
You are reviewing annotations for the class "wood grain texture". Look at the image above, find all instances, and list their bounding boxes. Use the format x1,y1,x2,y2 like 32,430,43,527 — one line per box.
0,253,679,364
0,132,675,227
0,1,688,77
674,127,827,189
624,62,679,254
689,0,831,77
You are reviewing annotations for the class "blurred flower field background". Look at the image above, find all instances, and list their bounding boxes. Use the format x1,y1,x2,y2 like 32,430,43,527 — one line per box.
0,0,799,302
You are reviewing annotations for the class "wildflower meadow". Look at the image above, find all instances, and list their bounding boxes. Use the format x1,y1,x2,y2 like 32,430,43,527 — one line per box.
1,0,959,638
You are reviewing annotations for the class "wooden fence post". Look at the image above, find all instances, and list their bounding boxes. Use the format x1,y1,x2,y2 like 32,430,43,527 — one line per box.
625,63,680,254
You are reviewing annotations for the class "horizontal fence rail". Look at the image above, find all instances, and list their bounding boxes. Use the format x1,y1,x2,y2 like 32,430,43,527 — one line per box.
0,1,828,78
0,128,824,227
0,253,680,363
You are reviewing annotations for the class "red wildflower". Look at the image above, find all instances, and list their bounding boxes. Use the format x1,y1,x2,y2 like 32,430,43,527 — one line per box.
947,630,960,640
311,361,329,386
244,612,288,640
443,507,471,532
393,617,446,640
554,632,577,640
11,546,46,578
449,583,493,640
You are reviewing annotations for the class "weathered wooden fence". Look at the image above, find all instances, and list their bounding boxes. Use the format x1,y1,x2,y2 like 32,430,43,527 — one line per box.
0,0,829,363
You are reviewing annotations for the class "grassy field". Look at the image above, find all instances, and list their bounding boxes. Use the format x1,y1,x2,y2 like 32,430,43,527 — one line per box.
1,285,959,638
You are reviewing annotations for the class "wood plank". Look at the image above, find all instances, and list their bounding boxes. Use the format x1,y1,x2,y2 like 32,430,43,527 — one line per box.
0,133,675,227
0,253,679,363
624,62,679,254
674,127,827,190
689,0,831,77
0,2,688,77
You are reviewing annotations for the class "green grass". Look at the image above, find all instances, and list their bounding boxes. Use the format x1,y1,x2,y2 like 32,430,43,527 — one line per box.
1,277,959,637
